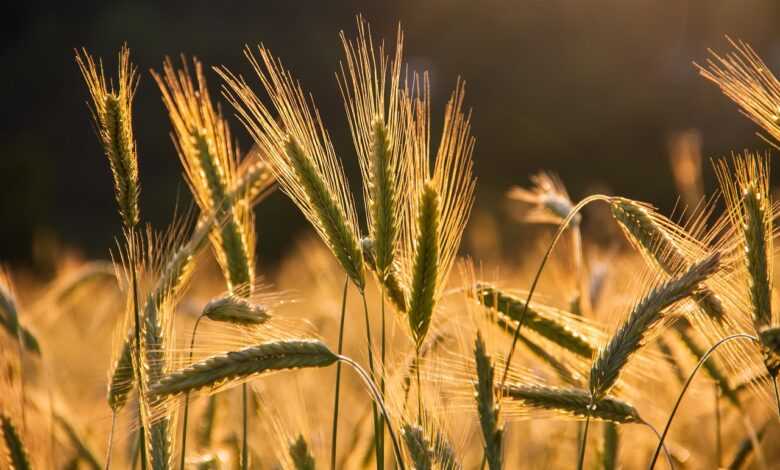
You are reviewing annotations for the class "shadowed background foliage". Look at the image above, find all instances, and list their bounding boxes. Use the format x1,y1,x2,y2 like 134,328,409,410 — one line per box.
2,0,780,272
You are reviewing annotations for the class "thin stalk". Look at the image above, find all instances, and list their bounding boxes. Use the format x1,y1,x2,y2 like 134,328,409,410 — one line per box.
498,195,608,389
330,277,349,470
242,383,248,469
415,345,422,425
360,291,381,470
129,234,147,470
379,284,386,470
639,420,673,470
338,355,406,470
577,411,591,470
104,412,117,470
179,314,205,470
714,382,721,468
649,333,758,469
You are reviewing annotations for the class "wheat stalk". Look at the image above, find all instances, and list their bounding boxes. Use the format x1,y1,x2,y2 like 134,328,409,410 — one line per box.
75,45,140,229
499,384,642,424
697,38,780,146
0,414,30,470
219,47,365,291
590,251,721,399
289,434,316,470
474,332,502,470
202,294,270,326
609,197,726,322
151,340,338,398
601,422,619,470
475,284,597,359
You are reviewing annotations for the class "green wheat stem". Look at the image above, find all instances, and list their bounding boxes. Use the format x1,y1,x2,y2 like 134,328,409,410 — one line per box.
330,276,349,470
360,290,381,470
179,314,205,470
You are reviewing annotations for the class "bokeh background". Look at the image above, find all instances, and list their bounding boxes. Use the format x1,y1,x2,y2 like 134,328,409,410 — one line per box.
3,0,780,272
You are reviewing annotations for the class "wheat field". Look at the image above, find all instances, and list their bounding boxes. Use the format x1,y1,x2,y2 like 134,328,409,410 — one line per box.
3,16,780,470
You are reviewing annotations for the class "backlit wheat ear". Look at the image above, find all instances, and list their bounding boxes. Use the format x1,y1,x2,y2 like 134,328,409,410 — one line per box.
401,424,433,470
474,332,502,470
498,383,642,424
698,38,780,146
408,183,440,344
715,154,773,332
154,57,256,294
475,284,598,359
151,340,338,398
590,252,722,399
0,270,41,356
0,414,30,470
202,293,270,326
107,164,270,412
289,434,316,470
609,197,726,322
403,80,476,343
507,171,580,225
76,45,140,229
218,47,365,290
339,18,409,293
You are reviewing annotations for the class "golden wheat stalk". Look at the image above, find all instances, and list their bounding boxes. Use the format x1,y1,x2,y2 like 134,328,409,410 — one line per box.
698,38,780,146
76,45,140,229
590,252,721,399
218,48,365,291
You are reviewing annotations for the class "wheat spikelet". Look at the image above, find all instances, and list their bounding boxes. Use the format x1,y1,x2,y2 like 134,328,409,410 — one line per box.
475,284,597,358
401,78,476,343
219,47,365,290
698,38,780,146
609,197,726,321
408,183,440,344
499,384,641,424
339,17,408,284
716,154,772,330
589,252,721,399
0,270,40,356
401,424,432,470
75,45,140,228
474,332,502,470
151,340,338,398
507,171,580,225
202,293,270,326
0,414,30,470
154,57,256,293
289,434,316,470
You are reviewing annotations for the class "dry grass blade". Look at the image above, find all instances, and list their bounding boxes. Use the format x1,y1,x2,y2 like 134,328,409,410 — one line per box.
499,384,641,424
75,45,140,229
218,47,365,290
697,38,780,146
590,251,721,399
475,284,597,359
1,414,31,470
474,332,502,470
289,434,316,470
151,340,338,398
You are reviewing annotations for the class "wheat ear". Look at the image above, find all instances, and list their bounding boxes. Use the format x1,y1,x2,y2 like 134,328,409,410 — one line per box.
289,434,316,470
0,414,31,470
474,332,502,470
75,45,140,229
151,340,338,398
408,183,440,345
499,384,642,423
401,424,433,470
590,251,721,399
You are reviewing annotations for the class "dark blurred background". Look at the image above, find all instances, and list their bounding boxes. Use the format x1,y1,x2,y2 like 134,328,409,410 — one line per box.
2,0,780,272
